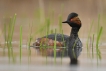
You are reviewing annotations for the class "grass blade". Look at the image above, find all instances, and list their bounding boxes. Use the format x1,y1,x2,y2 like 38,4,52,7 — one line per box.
92,34,95,58
54,29,57,64
59,15,62,33
96,26,103,60
86,20,94,57
19,25,23,63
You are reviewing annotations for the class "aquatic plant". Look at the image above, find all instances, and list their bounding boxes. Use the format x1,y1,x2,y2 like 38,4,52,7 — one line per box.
96,26,103,60
5,14,17,63
86,20,94,58
92,34,95,58
59,15,63,33
19,25,23,63
86,14,103,63
95,15,103,64
27,23,34,64
54,29,57,64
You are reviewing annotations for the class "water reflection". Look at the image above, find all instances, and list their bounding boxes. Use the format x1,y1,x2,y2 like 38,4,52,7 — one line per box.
70,59,78,65
0,47,106,71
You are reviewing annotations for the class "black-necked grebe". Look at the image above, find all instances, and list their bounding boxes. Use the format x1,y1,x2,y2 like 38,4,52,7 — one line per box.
33,12,82,62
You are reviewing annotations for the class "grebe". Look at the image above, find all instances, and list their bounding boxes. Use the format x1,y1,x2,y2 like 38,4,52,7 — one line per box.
33,12,82,62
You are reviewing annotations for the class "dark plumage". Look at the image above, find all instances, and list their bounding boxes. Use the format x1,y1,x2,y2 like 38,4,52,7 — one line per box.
33,12,83,62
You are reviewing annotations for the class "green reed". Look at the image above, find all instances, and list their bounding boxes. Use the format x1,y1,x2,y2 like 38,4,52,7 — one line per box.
42,18,50,64
27,23,34,64
31,9,65,64
11,14,16,63
95,15,103,64
50,29,54,34
72,37,79,59
92,34,95,58
4,14,17,63
59,15,62,33
54,29,57,64
28,37,32,64
11,14,17,63
86,14,103,62
96,27,103,60
58,14,65,64
46,18,50,35
3,20,7,56
86,20,94,57
32,23,47,37
97,14,100,34
19,25,22,63
61,30,65,64
7,17,12,62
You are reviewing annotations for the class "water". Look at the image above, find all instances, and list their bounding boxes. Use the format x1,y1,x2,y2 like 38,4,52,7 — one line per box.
0,0,106,71
0,40,106,71
1,64,105,71
0,56,106,71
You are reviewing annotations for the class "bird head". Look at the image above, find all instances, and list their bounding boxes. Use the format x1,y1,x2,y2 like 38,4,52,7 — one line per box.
62,12,81,27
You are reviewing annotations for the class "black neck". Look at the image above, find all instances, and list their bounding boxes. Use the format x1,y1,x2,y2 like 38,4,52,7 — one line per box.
70,27,80,37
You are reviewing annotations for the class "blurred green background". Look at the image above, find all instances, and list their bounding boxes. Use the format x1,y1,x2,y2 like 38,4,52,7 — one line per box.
0,0,106,42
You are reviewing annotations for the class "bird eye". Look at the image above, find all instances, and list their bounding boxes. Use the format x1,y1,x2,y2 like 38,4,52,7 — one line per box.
70,19,73,22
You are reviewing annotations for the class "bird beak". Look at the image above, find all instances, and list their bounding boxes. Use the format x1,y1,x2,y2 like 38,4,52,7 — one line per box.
62,21,69,23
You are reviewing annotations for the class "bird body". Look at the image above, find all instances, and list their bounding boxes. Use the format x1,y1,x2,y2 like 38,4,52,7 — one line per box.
33,12,82,62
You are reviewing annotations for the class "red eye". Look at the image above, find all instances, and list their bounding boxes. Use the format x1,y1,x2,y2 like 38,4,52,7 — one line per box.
70,19,73,22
